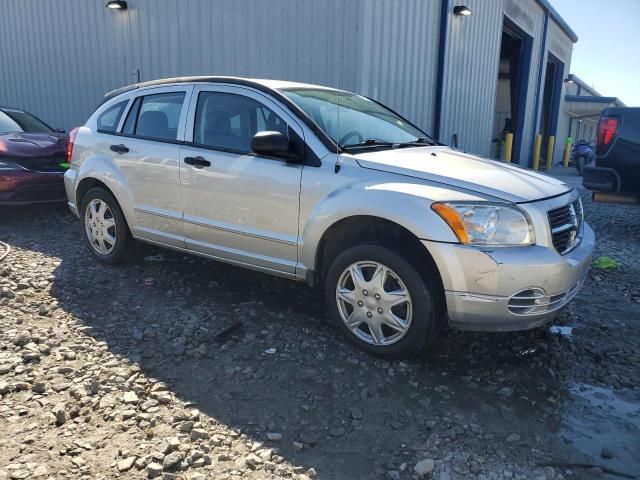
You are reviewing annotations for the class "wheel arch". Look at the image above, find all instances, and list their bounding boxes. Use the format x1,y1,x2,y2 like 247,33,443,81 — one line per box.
74,155,136,228
76,177,114,210
312,215,445,312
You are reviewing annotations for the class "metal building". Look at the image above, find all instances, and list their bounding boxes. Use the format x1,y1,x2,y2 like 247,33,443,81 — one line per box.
0,0,577,167
562,73,626,144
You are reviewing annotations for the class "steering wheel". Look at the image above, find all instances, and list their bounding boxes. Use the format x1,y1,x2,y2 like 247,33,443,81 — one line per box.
339,131,363,146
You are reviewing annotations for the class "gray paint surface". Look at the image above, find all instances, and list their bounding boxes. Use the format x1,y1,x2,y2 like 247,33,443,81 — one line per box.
0,0,573,165
504,0,546,165
440,0,504,157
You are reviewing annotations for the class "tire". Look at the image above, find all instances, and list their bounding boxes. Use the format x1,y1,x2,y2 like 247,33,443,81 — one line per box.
576,156,585,176
80,187,132,264
324,244,442,358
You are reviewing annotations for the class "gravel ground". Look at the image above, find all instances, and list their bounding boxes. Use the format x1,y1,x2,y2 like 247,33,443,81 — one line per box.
0,170,639,480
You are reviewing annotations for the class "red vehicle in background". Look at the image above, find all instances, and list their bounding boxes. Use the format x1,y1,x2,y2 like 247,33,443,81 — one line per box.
0,107,69,205
583,107,640,204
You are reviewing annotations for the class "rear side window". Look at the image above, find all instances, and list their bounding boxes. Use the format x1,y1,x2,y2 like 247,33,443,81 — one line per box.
97,100,128,133
193,92,289,153
122,92,186,141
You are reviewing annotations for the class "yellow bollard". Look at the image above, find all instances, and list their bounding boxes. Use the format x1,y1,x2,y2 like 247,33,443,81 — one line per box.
532,135,542,171
504,133,513,162
563,138,571,167
546,136,555,171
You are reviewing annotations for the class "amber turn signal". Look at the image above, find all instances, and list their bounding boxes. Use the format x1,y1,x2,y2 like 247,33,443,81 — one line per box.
431,203,470,243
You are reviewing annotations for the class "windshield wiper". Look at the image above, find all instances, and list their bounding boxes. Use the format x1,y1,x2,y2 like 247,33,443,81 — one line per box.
342,137,439,151
396,137,439,148
341,138,395,150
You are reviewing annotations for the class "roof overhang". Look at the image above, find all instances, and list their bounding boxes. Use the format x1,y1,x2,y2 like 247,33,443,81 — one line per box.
564,95,625,118
536,0,578,42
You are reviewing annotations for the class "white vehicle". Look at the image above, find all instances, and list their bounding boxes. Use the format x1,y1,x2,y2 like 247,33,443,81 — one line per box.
64,77,594,357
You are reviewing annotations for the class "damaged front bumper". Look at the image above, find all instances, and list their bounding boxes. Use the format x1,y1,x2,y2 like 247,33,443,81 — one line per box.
422,222,595,332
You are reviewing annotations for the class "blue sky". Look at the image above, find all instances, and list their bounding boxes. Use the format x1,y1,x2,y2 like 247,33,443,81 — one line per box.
553,0,640,106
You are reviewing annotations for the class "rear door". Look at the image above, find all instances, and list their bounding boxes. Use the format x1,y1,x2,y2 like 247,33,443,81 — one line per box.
179,84,304,275
108,85,193,247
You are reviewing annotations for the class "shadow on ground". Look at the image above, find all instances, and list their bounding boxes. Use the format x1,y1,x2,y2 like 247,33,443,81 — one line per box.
2,203,637,479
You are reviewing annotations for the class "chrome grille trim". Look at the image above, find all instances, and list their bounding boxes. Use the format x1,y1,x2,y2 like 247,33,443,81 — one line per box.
548,198,583,254
507,274,586,316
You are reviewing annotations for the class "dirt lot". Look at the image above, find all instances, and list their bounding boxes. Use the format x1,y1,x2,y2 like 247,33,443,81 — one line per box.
0,171,639,480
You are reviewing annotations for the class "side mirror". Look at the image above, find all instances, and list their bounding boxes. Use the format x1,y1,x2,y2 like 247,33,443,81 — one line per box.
251,131,292,158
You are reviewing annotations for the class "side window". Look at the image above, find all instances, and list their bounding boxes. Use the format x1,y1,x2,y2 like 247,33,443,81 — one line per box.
193,92,289,153
97,100,128,133
124,92,186,141
122,97,142,135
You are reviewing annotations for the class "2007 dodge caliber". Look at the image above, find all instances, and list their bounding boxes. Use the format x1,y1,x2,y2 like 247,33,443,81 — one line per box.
64,77,595,357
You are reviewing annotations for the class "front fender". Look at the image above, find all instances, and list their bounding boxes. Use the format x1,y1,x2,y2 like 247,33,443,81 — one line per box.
299,181,470,272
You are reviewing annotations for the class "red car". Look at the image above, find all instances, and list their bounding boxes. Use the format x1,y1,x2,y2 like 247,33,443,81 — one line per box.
0,107,69,205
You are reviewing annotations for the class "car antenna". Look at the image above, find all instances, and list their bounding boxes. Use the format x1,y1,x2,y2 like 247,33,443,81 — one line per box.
334,9,342,174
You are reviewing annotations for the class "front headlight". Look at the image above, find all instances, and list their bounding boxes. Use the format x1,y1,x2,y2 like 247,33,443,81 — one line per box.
432,202,535,245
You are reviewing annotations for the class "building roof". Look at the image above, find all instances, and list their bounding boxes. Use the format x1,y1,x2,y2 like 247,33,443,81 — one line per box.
564,95,626,118
566,74,601,97
538,0,578,42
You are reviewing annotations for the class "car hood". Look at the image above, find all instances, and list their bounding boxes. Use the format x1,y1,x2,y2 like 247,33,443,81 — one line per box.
0,132,68,158
352,146,571,202
0,132,68,172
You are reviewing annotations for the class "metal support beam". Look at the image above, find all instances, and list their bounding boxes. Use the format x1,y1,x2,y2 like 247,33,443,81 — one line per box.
530,11,549,166
433,0,449,141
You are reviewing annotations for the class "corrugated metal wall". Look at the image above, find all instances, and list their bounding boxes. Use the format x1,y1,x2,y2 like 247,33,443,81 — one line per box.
504,0,546,165
547,21,574,163
0,0,349,129
0,0,439,134
439,0,504,157
0,1,135,130
358,0,441,135
0,0,573,166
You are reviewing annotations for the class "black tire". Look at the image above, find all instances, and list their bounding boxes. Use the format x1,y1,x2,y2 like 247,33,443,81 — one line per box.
576,156,585,176
80,187,132,264
323,244,442,358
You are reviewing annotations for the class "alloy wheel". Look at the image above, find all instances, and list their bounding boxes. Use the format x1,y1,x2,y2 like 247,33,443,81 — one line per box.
335,261,413,346
84,198,117,255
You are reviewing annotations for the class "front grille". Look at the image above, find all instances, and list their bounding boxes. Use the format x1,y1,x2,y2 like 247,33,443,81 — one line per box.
548,198,583,254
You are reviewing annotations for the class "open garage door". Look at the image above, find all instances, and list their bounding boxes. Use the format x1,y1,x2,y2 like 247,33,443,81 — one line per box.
492,19,532,164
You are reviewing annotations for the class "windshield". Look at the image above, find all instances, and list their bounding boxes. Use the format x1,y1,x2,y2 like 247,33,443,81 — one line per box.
0,109,53,133
280,88,429,149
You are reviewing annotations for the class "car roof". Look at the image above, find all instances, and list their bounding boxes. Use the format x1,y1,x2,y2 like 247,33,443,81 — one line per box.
0,106,25,112
102,76,338,103
99,76,343,153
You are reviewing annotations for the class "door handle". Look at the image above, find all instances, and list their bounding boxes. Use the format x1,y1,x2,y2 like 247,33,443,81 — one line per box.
184,156,211,167
110,144,129,154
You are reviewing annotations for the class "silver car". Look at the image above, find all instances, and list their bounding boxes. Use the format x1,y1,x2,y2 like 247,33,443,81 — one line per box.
64,77,594,357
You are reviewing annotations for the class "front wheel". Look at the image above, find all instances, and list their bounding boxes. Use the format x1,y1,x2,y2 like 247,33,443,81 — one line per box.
324,244,442,358
80,187,132,264
576,156,585,176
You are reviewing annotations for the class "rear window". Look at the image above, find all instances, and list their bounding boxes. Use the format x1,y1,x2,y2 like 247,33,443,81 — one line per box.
121,92,186,141
97,101,128,133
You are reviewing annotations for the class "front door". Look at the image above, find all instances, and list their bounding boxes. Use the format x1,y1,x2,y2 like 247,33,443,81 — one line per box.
180,85,304,275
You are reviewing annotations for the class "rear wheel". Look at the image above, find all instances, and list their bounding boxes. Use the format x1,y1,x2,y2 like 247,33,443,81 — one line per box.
576,156,585,176
324,244,441,358
80,187,131,264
